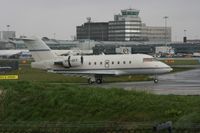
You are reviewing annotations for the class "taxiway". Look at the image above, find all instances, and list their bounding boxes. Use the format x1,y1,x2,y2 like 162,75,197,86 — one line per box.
95,68,200,95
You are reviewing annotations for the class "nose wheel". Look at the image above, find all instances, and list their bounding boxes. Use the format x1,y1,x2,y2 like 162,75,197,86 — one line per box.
154,74,158,83
154,79,158,83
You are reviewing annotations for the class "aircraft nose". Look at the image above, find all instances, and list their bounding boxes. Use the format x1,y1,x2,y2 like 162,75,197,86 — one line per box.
169,67,173,72
160,62,173,73
165,64,173,72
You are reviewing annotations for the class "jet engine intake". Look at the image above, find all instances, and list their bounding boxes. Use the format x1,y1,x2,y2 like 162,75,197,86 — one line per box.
62,56,82,68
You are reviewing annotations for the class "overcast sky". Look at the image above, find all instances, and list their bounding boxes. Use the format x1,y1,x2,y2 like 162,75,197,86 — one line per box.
0,0,200,41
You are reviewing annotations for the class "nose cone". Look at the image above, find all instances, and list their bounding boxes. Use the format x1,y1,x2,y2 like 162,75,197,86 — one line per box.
162,62,173,73
168,66,173,72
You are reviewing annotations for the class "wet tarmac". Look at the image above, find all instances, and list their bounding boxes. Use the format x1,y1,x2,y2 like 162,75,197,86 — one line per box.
95,68,200,95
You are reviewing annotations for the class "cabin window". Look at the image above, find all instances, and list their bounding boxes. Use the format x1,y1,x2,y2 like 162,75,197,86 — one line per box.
94,62,96,65
129,61,131,64
123,61,126,64
118,61,120,64
112,61,114,64
100,62,103,65
89,62,91,65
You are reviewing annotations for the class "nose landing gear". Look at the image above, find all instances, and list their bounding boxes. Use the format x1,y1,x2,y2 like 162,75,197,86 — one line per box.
154,79,158,83
154,74,158,83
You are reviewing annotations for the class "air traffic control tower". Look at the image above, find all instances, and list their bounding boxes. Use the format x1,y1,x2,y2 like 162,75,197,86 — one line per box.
114,8,140,21
109,9,143,41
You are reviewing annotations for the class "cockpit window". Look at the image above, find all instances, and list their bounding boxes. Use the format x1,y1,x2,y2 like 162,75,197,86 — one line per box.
143,58,158,62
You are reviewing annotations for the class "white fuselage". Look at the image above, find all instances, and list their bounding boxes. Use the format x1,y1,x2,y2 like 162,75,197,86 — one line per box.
32,54,172,75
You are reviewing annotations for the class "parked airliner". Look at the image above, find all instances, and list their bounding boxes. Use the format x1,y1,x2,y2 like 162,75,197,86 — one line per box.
21,36,172,84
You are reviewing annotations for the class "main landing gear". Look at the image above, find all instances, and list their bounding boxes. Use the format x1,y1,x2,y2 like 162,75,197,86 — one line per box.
88,75,103,84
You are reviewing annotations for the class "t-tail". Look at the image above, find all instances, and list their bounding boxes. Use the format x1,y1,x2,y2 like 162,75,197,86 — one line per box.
22,36,57,62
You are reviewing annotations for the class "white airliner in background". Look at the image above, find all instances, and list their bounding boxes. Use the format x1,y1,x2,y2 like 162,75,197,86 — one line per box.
21,36,172,84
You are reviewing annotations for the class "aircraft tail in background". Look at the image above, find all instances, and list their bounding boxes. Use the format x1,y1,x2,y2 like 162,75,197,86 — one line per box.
22,36,57,62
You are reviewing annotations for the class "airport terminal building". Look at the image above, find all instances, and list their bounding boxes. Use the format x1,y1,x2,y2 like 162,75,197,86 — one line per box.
76,8,171,42
0,31,16,41
141,24,171,42
76,22,108,41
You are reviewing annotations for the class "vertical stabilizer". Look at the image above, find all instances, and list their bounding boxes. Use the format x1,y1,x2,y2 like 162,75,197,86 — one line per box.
22,36,57,62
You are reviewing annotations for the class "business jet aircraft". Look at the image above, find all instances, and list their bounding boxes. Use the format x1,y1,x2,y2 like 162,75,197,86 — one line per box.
21,36,172,84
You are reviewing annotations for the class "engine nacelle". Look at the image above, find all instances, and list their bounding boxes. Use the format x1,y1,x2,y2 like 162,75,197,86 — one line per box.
62,56,83,68
62,59,70,68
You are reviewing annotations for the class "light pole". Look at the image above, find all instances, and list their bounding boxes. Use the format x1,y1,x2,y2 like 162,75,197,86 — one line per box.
6,25,10,31
6,25,10,40
184,30,187,43
163,16,168,45
184,30,187,37
87,17,91,40
87,17,91,49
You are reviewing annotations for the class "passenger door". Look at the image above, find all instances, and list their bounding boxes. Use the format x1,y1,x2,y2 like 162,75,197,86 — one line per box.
105,60,110,69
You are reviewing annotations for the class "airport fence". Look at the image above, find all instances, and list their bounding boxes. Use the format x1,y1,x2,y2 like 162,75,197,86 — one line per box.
0,122,200,133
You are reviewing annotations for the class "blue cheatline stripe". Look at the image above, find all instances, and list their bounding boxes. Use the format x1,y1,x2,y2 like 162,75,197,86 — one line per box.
29,49,50,52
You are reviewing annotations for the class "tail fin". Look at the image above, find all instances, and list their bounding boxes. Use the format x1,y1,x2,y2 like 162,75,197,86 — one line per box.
22,36,57,62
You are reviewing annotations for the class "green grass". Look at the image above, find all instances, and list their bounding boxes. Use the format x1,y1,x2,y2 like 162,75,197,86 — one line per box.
17,65,87,83
171,67,195,73
0,81,200,127
160,59,200,65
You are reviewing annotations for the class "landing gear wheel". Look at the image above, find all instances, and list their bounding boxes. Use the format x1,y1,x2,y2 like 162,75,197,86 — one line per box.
96,79,102,84
95,75,103,84
154,79,158,84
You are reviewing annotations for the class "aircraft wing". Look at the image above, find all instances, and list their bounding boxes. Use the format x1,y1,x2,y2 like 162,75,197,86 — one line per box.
50,69,125,75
